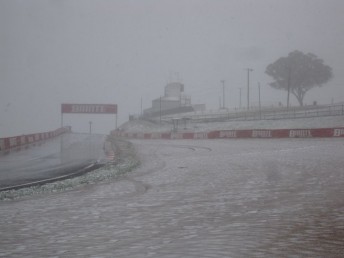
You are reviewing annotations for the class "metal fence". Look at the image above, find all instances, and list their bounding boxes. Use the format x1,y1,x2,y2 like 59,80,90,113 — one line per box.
161,103,344,123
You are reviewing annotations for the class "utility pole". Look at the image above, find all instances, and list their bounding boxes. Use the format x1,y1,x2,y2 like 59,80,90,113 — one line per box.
239,88,242,109
159,96,162,125
246,68,253,110
61,113,64,128
258,82,261,119
89,121,92,134
221,80,225,109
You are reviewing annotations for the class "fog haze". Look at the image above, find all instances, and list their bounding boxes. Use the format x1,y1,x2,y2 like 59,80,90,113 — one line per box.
1,0,343,137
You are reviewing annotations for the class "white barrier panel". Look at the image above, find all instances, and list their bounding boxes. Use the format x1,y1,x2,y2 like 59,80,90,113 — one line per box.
171,133,184,139
219,131,237,138
9,138,17,148
193,132,208,139
289,130,312,138
137,133,145,139
151,133,162,139
334,128,344,137
20,136,26,145
252,130,272,138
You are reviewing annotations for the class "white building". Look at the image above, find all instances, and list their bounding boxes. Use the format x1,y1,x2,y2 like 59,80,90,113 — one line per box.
143,82,205,117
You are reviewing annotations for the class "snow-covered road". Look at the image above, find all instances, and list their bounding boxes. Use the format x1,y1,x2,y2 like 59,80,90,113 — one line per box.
1,138,344,257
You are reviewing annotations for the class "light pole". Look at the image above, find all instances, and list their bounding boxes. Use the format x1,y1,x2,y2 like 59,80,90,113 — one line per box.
246,68,253,110
221,80,225,109
159,96,162,125
239,88,242,109
89,121,92,134
258,82,261,119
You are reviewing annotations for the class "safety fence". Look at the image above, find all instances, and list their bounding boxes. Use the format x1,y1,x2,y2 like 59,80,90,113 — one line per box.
160,104,344,123
0,127,71,152
112,127,344,140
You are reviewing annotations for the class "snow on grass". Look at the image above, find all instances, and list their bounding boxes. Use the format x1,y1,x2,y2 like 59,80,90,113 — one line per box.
120,116,344,133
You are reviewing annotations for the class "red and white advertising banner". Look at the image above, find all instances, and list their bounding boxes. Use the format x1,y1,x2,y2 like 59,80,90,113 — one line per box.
111,127,344,140
61,104,117,114
0,127,71,152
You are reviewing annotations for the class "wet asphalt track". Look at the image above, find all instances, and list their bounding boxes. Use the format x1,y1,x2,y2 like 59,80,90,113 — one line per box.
0,133,107,189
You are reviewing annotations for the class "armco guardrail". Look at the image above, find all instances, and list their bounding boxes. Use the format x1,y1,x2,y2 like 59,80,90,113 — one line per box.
112,127,344,140
0,127,71,152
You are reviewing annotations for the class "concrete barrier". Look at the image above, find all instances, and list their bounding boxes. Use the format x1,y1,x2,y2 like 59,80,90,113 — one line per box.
111,127,344,140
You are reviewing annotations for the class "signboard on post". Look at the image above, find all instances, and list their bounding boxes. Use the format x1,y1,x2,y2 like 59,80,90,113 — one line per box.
61,103,118,130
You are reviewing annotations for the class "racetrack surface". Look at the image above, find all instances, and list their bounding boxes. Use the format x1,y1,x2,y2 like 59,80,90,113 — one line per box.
1,138,344,257
0,133,107,189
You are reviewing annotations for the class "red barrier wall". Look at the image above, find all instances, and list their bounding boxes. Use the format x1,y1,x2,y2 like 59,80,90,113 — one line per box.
111,127,344,140
0,127,71,152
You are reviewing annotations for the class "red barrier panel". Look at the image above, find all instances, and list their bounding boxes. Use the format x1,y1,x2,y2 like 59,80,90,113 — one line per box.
162,133,171,139
310,128,333,138
272,129,290,138
182,132,195,139
207,131,221,139
1,138,10,150
0,139,5,151
142,133,150,139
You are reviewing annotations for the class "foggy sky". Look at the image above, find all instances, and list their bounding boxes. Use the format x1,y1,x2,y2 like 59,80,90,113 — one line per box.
1,0,344,137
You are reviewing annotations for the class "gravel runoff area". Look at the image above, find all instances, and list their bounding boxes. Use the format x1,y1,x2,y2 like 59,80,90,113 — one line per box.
119,116,344,133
